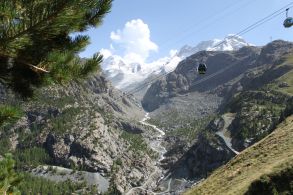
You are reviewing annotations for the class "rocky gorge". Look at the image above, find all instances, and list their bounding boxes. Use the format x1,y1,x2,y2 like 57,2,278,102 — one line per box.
1,40,293,194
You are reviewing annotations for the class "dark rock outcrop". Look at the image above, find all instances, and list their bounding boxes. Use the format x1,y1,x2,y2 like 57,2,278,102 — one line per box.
118,121,143,134
168,134,235,179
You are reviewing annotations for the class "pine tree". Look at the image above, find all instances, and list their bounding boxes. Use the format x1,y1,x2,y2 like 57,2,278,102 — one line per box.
0,0,112,96
0,153,22,195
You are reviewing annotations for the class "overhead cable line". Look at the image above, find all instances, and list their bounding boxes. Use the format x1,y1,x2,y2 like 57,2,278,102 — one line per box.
160,0,258,51
112,2,293,103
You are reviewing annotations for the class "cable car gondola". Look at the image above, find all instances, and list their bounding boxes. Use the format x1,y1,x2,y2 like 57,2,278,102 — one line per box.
197,63,207,74
284,8,293,28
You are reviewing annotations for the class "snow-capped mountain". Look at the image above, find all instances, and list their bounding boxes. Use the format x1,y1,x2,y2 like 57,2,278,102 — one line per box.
178,34,251,58
102,54,181,90
102,34,252,93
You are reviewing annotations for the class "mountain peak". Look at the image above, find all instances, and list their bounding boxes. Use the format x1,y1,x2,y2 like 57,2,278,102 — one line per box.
102,34,253,90
178,35,251,57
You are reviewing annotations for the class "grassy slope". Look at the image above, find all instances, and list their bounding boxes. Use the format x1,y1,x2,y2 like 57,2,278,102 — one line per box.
269,54,293,95
184,115,293,195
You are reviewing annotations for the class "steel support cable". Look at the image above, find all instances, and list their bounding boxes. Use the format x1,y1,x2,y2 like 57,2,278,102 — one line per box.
112,2,293,103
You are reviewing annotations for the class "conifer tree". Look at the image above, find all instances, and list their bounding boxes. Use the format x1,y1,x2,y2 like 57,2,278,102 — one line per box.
0,0,112,96
0,154,22,195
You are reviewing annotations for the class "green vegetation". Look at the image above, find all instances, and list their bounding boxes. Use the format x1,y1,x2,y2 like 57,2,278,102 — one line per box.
147,109,216,143
277,71,293,95
0,153,98,194
105,171,122,195
50,107,83,134
0,104,23,127
120,131,156,158
16,124,43,149
105,160,123,195
167,115,216,142
147,108,192,130
18,173,99,194
32,92,76,108
14,147,52,170
268,54,293,96
185,116,293,195
0,154,22,195
245,164,293,195
0,137,11,155
0,0,112,96
227,90,287,143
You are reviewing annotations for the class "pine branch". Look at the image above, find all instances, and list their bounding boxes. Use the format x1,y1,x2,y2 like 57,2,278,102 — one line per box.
0,53,49,73
1,0,71,43
87,0,112,26
0,0,112,95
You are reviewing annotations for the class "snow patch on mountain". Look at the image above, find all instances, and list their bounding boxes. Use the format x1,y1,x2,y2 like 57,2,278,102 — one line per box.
102,54,181,90
102,34,252,91
178,34,251,58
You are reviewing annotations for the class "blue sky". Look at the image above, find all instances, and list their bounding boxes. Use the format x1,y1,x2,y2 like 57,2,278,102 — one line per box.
78,0,293,62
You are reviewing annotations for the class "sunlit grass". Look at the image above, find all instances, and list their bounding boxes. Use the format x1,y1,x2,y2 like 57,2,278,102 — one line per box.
184,116,293,195
268,54,293,96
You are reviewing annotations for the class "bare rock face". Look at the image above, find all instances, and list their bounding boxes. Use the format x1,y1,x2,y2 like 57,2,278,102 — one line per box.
118,121,144,134
256,40,293,66
142,41,293,112
41,112,120,173
140,40,293,193
1,74,154,193
279,82,289,88
168,133,235,179
142,47,260,112
208,118,225,132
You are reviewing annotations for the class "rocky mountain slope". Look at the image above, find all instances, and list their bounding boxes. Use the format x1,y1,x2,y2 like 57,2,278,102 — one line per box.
1,40,292,194
102,35,251,97
185,115,293,195
0,74,159,193
142,40,293,112
141,40,293,194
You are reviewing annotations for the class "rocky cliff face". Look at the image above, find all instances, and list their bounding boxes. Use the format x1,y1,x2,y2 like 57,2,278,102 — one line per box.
142,47,260,112
142,40,293,112
141,40,293,192
2,40,292,194
168,133,235,180
184,116,293,195
0,74,156,193
225,90,291,151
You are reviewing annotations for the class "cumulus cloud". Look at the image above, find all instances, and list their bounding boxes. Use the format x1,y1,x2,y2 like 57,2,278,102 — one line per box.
110,19,158,64
100,48,112,59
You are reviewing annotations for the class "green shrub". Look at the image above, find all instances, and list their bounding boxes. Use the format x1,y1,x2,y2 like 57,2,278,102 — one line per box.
120,131,155,157
18,173,97,194
0,137,11,155
245,166,293,195
0,153,23,195
0,104,23,127
14,147,52,170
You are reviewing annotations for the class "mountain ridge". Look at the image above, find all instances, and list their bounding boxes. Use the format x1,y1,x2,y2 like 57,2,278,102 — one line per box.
142,40,293,112
102,34,252,93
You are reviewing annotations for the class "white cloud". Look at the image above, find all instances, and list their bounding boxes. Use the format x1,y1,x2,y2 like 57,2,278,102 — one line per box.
100,48,112,59
110,31,121,41
110,44,115,50
110,19,158,64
